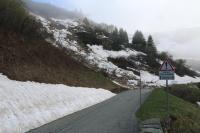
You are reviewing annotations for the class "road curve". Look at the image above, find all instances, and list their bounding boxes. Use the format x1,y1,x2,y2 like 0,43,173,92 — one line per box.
28,89,151,133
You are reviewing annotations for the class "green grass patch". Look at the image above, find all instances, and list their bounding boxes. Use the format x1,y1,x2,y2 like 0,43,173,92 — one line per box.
136,88,200,132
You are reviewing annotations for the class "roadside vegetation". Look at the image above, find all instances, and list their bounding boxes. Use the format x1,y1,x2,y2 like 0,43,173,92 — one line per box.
169,84,200,104
136,88,200,133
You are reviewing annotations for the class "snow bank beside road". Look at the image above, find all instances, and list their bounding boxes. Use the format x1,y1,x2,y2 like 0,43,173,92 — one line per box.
0,74,115,133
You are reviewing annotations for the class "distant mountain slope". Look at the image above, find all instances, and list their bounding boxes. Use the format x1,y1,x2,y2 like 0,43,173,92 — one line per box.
186,59,200,71
24,0,84,20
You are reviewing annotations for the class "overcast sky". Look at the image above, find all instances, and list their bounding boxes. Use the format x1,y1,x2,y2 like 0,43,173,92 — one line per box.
33,0,200,33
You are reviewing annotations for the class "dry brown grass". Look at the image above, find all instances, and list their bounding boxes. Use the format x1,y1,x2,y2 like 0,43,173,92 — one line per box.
0,31,121,91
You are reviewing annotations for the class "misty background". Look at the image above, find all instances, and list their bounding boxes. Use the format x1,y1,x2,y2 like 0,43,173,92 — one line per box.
28,0,200,70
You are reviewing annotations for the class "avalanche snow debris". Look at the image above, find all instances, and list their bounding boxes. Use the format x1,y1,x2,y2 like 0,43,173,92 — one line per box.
0,74,115,133
33,14,138,81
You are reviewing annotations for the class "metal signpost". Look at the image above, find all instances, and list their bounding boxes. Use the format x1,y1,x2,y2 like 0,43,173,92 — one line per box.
136,56,142,108
159,59,175,114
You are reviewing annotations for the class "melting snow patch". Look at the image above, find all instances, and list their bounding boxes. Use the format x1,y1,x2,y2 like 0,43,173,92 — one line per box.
172,74,200,84
197,102,200,106
0,74,115,133
87,45,144,59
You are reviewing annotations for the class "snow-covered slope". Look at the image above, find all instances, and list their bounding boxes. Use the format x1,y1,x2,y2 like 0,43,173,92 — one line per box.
32,14,142,88
0,74,115,133
32,14,200,87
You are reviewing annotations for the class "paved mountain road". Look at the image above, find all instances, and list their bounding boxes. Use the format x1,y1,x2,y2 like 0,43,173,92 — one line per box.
28,89,152,133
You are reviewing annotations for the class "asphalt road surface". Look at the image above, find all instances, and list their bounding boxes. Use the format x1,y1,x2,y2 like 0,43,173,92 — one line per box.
28,89,152,133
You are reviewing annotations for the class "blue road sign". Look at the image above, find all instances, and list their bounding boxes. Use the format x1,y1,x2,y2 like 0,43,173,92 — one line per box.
159,71,175,80
159,60,175,80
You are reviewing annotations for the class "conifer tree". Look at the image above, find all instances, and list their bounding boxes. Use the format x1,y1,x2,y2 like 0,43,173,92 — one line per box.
111,28,121,50
119,28,129,45
147,35,157,55
131,31,146,52
83,17,90,26
146,35,158,67
0,0,28,32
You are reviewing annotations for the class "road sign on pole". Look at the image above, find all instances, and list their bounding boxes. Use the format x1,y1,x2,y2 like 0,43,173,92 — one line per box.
159,60,175,80
160,60,174,71
159,59,175,115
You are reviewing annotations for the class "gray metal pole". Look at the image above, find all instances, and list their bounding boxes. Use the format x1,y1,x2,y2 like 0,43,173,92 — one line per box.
137,56,142,108
140,69,142,107
166,80,169,114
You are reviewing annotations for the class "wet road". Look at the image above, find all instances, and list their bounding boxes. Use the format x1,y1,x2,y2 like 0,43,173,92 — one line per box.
28,89,151,133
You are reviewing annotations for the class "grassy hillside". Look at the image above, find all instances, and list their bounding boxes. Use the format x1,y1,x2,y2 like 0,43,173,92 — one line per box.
136,88,200,133
0,0,120,91
0,31,120,91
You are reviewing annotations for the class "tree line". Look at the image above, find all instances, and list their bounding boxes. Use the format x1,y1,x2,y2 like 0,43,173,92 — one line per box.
77,18,129,51
0,0,43,37
0,0,28,32
130,31,159,68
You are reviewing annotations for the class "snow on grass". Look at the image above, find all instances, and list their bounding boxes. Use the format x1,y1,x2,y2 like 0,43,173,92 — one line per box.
171,74,200,84
87,45,144,59
0,74,115,133
197,102,200,106
141,71,159,83
86,45,140,78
